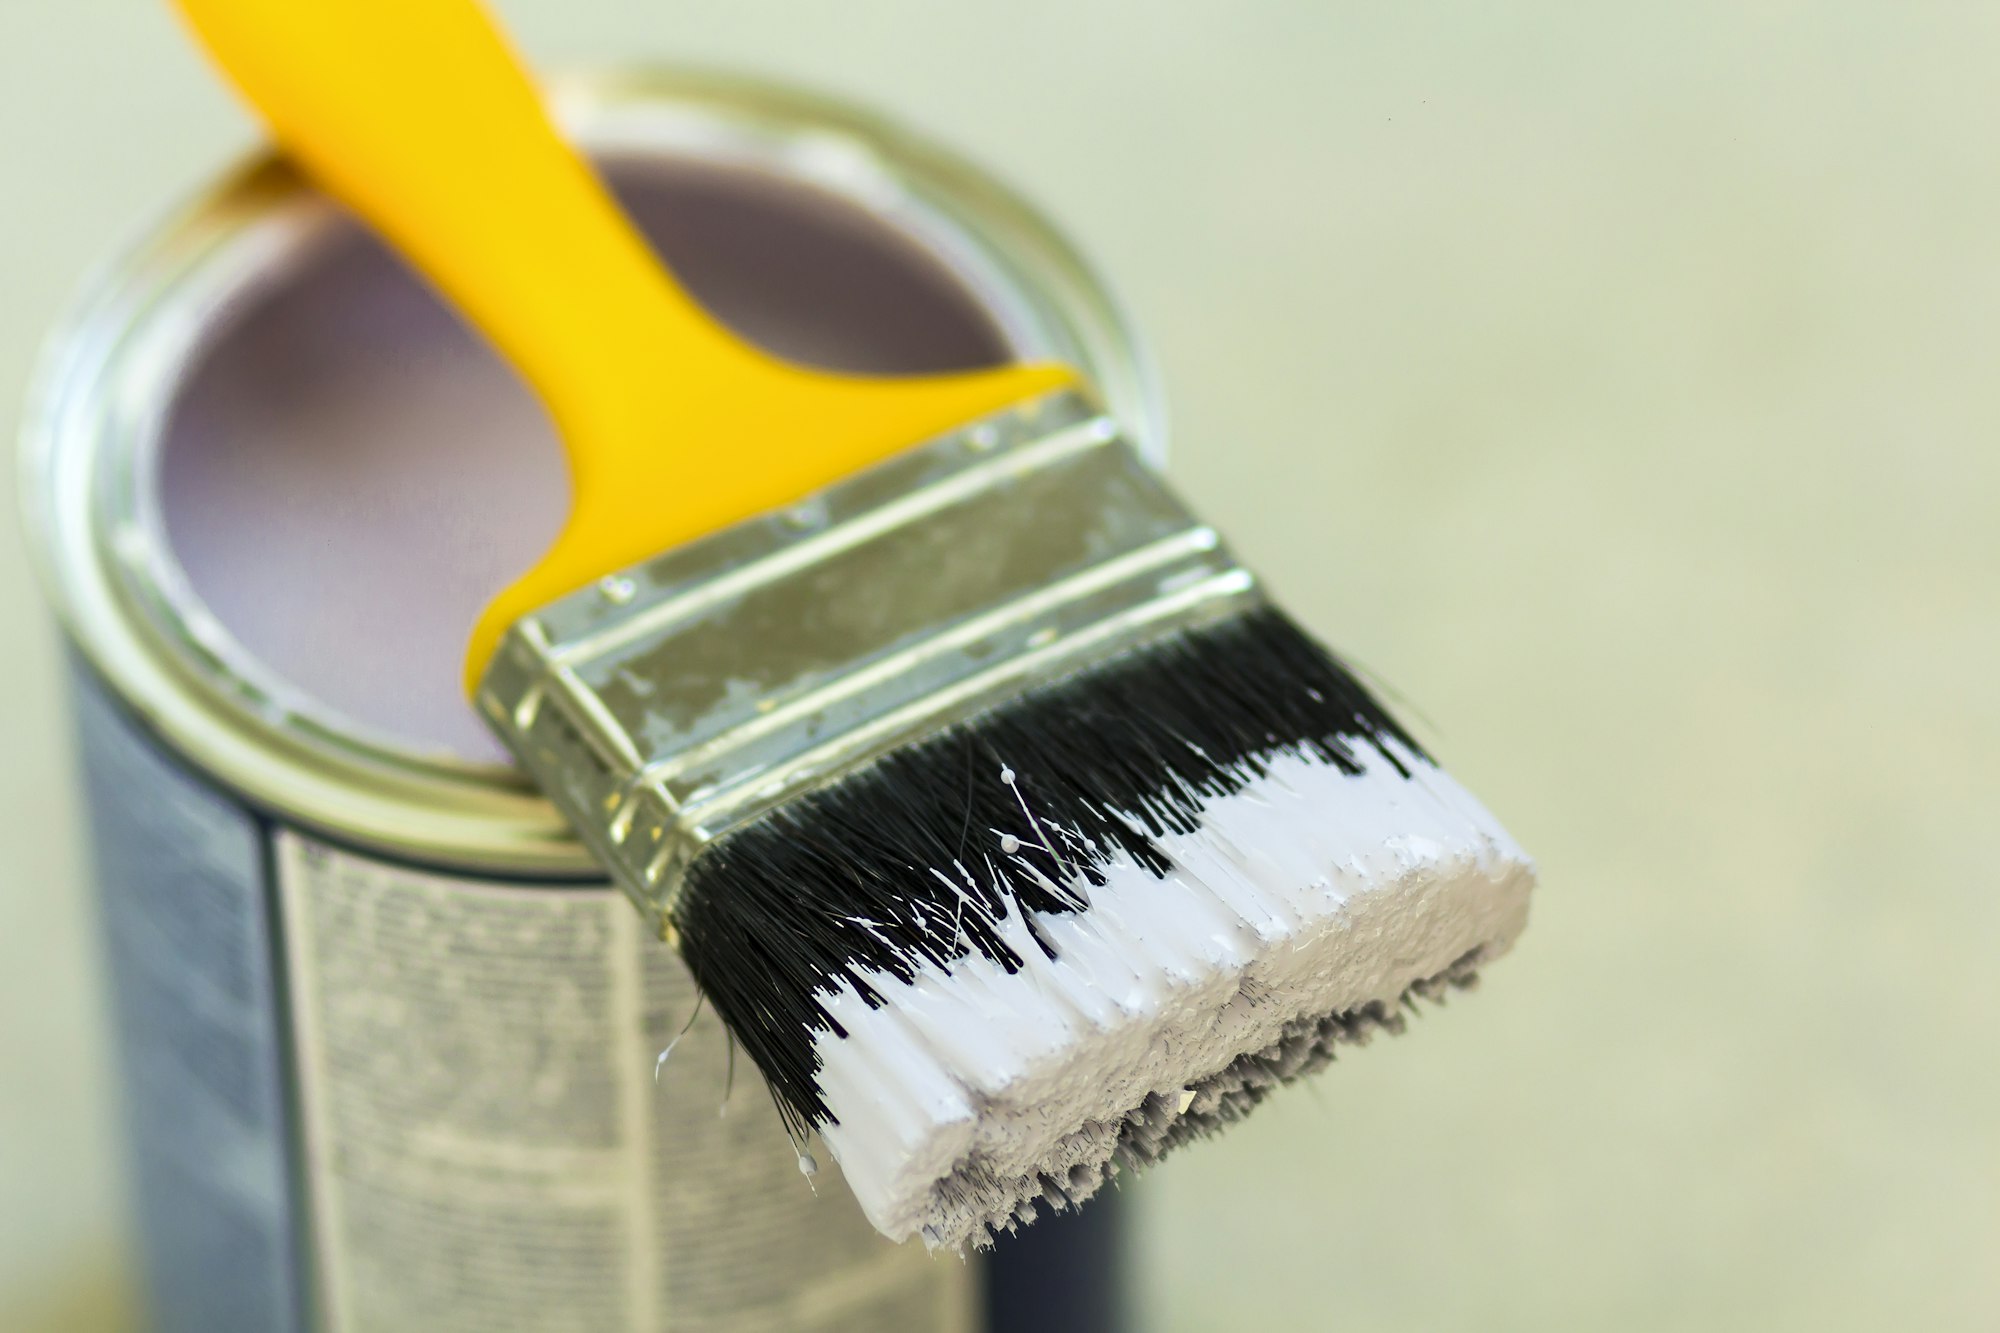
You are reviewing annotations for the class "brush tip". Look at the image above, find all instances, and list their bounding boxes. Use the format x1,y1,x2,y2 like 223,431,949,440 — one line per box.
672,607,1535,1248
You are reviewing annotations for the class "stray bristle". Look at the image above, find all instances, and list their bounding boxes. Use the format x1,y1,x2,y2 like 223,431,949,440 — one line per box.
670,605,1534,1246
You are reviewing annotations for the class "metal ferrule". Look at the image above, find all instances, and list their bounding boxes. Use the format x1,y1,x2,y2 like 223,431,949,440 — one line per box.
475,388,1261,930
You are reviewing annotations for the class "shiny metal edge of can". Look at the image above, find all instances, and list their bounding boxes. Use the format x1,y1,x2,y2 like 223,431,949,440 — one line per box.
19,67,1165,877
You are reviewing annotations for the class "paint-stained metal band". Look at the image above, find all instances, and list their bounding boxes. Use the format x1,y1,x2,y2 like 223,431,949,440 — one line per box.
477,388,1260,927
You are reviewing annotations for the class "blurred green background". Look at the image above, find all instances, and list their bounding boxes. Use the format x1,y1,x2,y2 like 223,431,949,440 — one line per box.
2,2,1995,1329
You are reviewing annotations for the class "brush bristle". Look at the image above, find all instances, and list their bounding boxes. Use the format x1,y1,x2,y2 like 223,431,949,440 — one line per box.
673,605,1534,1248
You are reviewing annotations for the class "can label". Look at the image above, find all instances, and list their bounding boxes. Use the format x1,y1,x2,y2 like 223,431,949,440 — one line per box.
77,668,970,1333
75,668,306,1333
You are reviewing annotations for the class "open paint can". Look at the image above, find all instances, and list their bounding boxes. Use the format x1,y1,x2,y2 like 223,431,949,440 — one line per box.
20,68,1157,1333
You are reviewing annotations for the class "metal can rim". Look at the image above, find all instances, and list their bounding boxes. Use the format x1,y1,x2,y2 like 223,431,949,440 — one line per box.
19,66,1166,875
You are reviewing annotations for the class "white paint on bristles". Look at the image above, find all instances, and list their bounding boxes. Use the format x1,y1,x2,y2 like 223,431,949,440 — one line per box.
812,737,1535,1249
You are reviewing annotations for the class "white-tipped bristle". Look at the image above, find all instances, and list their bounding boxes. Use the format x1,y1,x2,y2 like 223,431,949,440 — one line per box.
812,736,1534,1249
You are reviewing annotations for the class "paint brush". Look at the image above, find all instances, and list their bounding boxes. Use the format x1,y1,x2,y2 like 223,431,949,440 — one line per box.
174,0,1536,1249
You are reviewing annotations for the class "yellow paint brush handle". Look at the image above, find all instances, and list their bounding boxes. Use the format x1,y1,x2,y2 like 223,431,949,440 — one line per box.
171,0,1077,688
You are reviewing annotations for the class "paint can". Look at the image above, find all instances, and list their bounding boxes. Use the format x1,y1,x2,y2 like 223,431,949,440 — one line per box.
20,69,1153,1333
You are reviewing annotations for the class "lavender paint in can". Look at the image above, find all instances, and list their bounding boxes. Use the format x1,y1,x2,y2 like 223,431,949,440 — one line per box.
22,71,1155,1333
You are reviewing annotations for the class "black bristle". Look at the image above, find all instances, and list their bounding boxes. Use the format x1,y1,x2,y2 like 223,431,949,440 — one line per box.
672,604,1425,1136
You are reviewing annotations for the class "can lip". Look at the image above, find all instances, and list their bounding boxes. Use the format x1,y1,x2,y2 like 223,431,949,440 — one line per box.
19,66,1166,874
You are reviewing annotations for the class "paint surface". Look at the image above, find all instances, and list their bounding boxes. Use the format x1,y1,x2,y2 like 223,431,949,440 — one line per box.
158,159,1010,761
